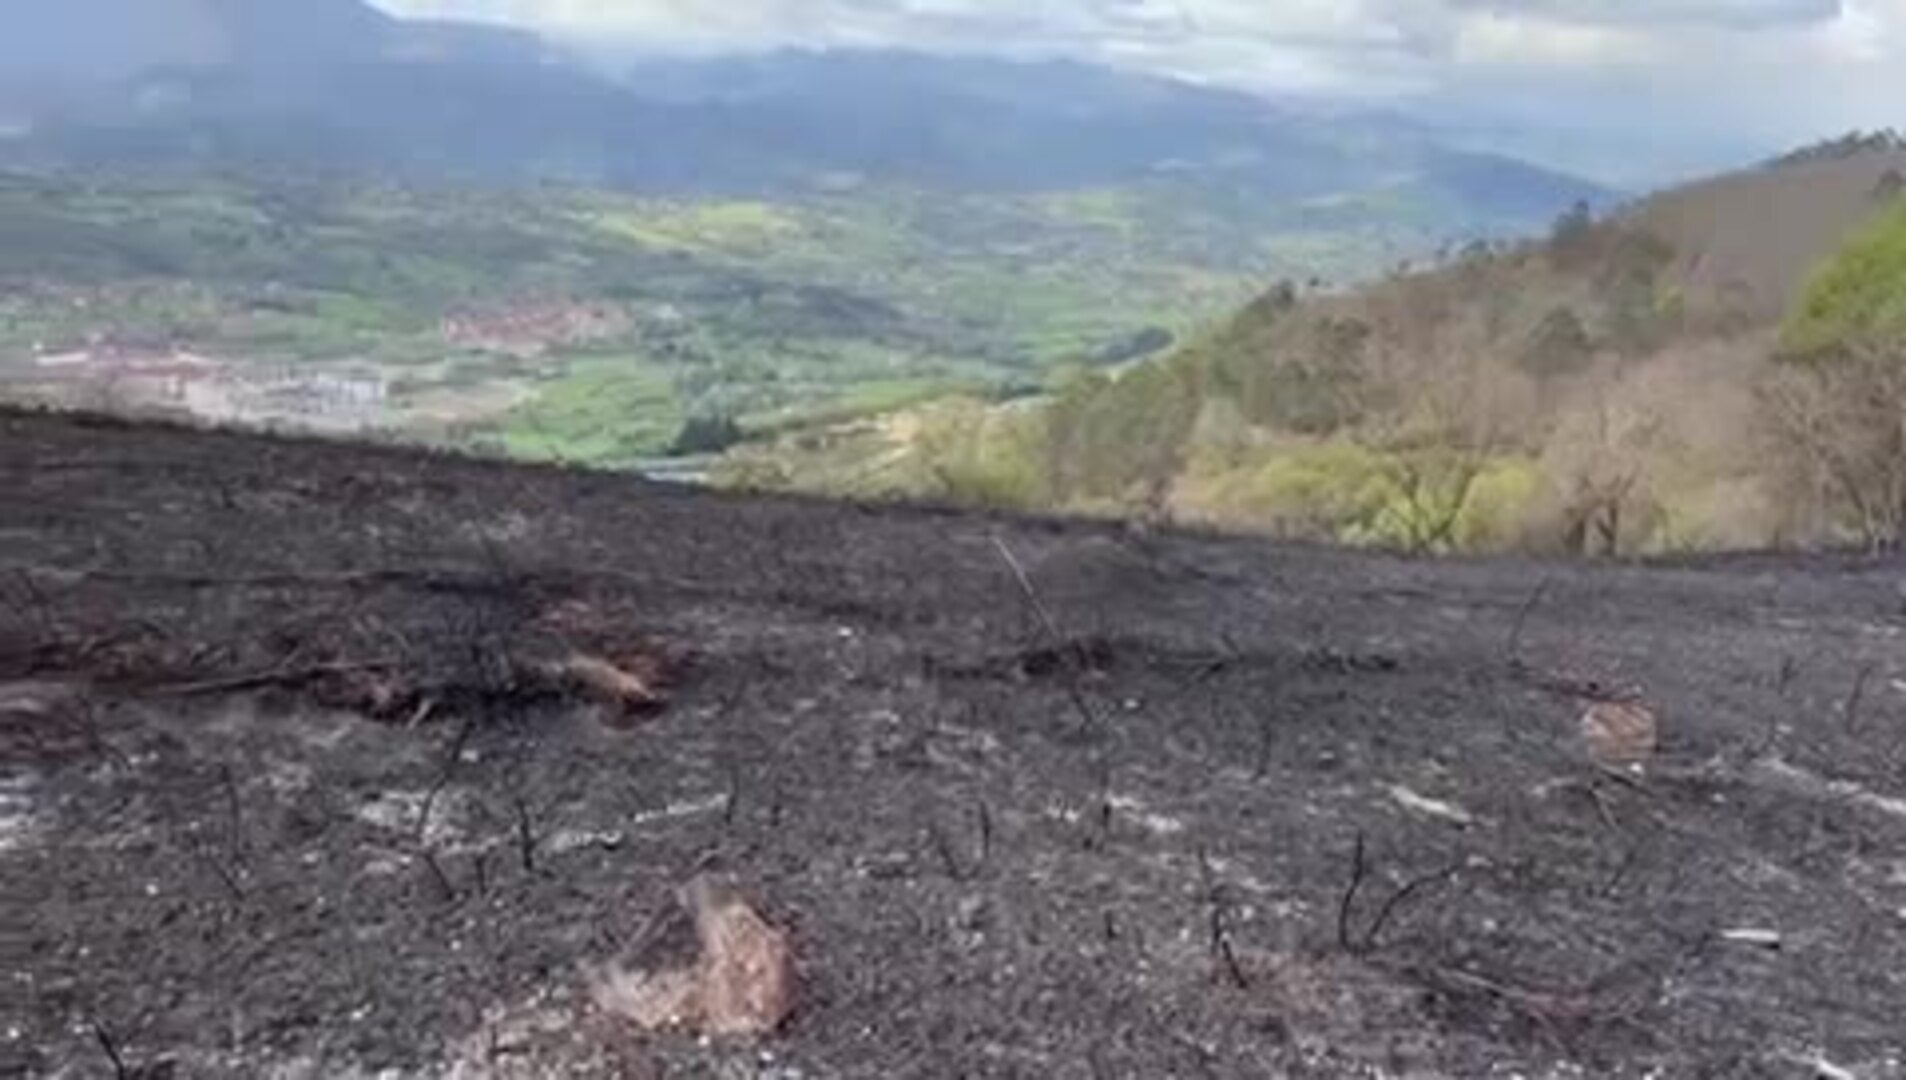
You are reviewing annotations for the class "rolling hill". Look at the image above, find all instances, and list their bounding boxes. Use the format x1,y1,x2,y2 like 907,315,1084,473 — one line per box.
730,140,1906,555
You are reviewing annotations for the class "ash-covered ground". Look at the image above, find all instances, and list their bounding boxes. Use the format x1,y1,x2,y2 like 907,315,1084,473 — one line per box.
4,408,1905,1078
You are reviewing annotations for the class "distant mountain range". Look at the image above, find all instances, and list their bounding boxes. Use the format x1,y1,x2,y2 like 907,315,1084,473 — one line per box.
0,0,545,82
0,0,1616,229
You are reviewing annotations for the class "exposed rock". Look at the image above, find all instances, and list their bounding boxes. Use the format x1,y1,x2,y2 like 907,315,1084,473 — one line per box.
687,877,796,1037
534,650,673,725
591,964,702,1033
550,654,662,709
1579,700,1658,769
590,876,795,1039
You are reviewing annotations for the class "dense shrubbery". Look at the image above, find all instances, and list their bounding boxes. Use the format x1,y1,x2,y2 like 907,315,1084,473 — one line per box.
1780,199,1906,359
668,413,748,456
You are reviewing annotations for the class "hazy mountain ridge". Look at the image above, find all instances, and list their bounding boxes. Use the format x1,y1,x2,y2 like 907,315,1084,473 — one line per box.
0,0,545,80
0,0,1614,219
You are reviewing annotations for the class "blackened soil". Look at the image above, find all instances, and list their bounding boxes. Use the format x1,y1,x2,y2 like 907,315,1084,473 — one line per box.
4,408,1905,1078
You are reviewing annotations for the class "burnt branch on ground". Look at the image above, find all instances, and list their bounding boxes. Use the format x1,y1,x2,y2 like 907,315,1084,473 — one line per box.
1337,832,1466,955
976,799,993,867
512,793,538,876
1198,846,1250,989
1361,861,1466,952
1338,832,1371,953
724,761,745,830
421,849,459,904
417,715,476,844
193,835,246,904
991,536,1102,737
4,550,680,726
1504,577,1553,662
1090,759,1115,848
1253,713,1275,780
91,1021,129,1080
147,659,397,698
1774,654,1801,696
1413,931,1712,1042
1843,663,1876,734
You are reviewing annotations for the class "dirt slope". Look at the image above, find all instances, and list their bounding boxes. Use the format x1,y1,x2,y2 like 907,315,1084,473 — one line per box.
4,408,1906,1078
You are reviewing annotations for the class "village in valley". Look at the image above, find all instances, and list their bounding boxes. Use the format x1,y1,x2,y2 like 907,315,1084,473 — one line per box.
4,340,391,430
0,296,642,434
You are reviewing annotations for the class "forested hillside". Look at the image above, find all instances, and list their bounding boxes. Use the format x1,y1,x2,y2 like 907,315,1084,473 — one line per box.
724,144,1906,555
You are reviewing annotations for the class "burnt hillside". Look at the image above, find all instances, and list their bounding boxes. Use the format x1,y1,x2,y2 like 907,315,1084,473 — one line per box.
5,408,1906,1077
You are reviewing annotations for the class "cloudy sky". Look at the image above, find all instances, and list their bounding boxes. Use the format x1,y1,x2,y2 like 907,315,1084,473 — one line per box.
371,0,1906,181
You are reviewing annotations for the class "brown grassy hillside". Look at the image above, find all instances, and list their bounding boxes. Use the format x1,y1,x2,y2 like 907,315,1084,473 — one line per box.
1630,148,1906,326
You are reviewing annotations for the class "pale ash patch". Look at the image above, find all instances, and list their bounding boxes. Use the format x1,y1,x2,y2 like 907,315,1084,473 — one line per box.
351,787,471,849
546,792,730,854
1757,758,1906,822
0,774,40,854
1387,783,1478,827
1041,793,1187,836
1104,793,1188,836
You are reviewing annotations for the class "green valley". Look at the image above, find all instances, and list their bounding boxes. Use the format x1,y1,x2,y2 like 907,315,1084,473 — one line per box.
0,169,1523,466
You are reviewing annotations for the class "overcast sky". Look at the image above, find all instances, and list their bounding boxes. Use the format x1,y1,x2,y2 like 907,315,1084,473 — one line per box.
370,0,1906,181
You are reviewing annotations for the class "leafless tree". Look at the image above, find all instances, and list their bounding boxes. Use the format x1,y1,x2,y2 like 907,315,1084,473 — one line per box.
1538,378,1668,557
1758,342,1906,549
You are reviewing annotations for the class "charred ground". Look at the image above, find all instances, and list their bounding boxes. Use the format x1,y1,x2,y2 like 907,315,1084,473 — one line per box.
4,408,1905,1077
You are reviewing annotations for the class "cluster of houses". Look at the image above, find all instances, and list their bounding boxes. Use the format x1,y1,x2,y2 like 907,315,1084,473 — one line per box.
438,299,634,358
2,342,390,431
1,296,659,433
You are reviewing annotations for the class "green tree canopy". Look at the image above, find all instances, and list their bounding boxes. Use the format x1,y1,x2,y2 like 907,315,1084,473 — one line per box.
1781,199,1906,359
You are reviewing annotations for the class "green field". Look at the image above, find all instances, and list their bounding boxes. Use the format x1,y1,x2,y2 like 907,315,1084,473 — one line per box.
0,170,1474,466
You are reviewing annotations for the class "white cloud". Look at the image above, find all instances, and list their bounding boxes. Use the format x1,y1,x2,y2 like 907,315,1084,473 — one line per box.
369,0,1906,176
1447,0,1840,29
1816,0,1906,58
1450,13,1654,66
